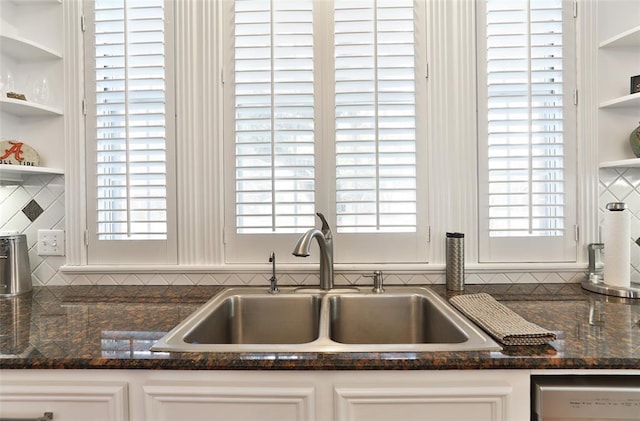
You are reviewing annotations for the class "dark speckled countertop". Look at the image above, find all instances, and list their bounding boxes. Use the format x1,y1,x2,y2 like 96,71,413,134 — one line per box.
0,283,638,370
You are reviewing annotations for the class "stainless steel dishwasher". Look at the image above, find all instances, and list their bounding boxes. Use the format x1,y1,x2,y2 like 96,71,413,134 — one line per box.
531,375,640,420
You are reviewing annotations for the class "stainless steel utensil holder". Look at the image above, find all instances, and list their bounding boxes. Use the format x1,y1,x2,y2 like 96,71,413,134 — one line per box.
446,232,465,291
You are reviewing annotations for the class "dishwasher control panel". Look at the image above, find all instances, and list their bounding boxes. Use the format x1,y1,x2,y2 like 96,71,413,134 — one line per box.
532,375,640,421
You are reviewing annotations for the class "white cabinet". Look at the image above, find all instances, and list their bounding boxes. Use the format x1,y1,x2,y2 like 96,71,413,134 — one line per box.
2,369,637,421
0,379,129,421
597,1,640,164
0,369,529,421
138,371,529,421
0,0,65,170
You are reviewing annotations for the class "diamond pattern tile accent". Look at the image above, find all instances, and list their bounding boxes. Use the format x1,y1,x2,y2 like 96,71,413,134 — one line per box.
22,199,43,222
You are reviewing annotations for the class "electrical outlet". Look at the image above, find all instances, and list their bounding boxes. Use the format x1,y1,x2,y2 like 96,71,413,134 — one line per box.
38,229,65,256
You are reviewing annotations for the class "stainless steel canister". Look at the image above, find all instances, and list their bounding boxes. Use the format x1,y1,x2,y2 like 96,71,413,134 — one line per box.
446,232,465,291
0,234,32,296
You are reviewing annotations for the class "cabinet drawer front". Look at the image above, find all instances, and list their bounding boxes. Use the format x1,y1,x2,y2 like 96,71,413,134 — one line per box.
0,382,129,421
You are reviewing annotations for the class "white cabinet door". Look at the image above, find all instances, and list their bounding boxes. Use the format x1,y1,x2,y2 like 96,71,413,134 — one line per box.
143,383,315,421
333,371,530,421
0,381,129,421
335,384,509,421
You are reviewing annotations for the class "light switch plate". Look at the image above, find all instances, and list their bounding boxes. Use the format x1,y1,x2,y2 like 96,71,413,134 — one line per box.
37,229,65,256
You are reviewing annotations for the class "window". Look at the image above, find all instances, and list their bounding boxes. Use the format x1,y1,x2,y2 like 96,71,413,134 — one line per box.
84,0,176,264
224,0,428,264
477,0,577,262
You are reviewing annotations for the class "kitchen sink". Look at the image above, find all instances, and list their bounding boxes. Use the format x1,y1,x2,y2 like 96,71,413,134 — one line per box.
151,287,501,353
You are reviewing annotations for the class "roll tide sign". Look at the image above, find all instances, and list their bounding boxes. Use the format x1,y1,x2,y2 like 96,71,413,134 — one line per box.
0,141,40,166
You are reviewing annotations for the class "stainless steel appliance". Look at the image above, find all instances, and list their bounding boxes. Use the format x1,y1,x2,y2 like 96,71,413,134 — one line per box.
0,234,32,296
532,375,640,420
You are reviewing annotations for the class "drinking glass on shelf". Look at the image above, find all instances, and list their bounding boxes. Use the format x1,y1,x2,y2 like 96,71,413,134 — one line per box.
33,77,50,105
1,70,15,96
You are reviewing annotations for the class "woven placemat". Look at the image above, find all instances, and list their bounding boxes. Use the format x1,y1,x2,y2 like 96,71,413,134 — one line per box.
449,293,557,346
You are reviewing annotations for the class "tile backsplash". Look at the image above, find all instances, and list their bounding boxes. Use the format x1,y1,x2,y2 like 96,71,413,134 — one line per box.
0,173,66,285
598,166,640,283
1,173,588,286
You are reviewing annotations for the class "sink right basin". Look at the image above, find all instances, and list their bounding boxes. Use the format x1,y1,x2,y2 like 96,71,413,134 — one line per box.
328,294,468,344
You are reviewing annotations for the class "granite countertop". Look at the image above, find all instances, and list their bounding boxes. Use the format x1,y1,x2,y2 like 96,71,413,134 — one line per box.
0,283,638,370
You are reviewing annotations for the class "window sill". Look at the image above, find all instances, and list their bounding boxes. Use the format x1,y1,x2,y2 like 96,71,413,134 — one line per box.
60,262,587,275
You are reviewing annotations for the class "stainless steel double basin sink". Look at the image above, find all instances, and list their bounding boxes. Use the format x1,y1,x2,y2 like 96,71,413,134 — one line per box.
151,287,501,353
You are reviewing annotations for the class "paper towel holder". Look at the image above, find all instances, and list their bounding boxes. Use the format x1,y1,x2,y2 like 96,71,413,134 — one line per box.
606,202,627,211
582,242,640,299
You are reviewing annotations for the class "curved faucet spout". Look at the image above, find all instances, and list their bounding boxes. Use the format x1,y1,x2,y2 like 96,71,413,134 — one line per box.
292,229,323,257
292,213,334,290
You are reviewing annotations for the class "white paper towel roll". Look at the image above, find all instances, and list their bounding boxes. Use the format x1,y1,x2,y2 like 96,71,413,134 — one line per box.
603,205,631,288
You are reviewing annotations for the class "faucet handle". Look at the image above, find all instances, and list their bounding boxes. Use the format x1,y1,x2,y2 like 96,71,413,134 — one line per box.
316,212,331,235
363,270,384,293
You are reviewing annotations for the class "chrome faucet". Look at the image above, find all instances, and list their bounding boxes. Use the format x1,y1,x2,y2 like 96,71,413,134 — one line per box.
292,212,334,291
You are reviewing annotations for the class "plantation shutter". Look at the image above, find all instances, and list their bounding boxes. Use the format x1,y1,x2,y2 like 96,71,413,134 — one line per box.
225,0,427,263
233,0,316,234
85,0,176,263
334,0,417,233
478,0,577,262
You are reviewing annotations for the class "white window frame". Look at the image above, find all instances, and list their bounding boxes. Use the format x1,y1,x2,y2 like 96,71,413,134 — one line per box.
222,0,429,265
476,0,578,263
83,0,177,265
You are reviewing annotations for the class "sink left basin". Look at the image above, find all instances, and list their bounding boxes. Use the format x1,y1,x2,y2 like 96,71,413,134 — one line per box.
151,288,322,352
